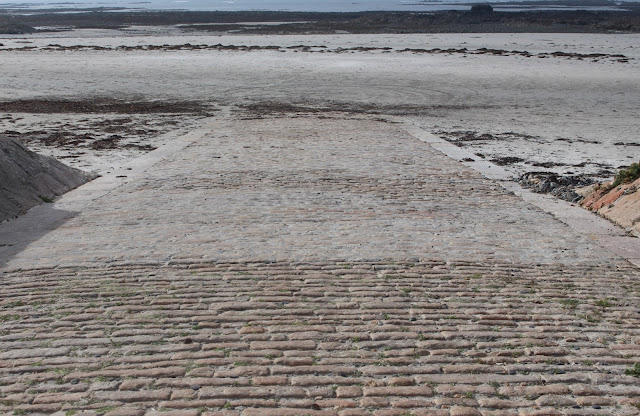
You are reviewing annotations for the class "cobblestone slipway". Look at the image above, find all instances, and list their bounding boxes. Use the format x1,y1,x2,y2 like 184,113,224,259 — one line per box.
1,115,639,415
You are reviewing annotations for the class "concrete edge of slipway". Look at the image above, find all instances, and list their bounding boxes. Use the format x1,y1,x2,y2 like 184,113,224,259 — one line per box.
0,117,223,270
396,118,640,270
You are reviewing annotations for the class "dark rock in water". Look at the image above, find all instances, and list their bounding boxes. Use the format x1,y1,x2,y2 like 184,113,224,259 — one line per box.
470,4,494,13
518,172,593,203
0,135,92,222
0,22,36,35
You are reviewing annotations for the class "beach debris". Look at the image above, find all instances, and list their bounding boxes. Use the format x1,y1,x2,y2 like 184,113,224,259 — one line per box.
518,171,593,202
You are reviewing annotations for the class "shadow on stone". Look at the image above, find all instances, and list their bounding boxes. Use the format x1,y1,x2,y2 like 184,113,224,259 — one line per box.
0,135,90,269
0,135,91,222
0,204,79,269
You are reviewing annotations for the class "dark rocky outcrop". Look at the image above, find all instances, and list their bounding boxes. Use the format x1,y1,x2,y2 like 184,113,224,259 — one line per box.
517,172,594,203
0,135,91,222
0,18,36,34
471,4,494,13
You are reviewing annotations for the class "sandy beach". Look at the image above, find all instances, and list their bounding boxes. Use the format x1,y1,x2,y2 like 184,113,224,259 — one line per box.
0,30,638,179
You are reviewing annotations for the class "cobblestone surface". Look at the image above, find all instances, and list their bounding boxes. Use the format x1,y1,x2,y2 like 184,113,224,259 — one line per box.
1,115,639,415
1,116,617,268
1,261,640,415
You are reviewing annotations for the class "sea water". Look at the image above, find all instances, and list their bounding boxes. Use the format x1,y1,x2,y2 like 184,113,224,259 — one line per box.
0,0,629,12
1,0,468,11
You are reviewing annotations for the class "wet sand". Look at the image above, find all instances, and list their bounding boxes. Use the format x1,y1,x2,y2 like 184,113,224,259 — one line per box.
0,30,638,182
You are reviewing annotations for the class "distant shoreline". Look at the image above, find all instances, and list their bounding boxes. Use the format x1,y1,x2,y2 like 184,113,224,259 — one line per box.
2,7,640,34
1,0,639,13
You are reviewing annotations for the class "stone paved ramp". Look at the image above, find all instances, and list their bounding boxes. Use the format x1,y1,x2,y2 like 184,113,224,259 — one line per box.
0,116,617,268
1,115,640,416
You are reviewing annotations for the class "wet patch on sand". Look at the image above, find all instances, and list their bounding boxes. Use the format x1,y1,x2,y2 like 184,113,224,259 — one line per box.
437,129,622,203
0,99,211,114
236,101,498,119
0,99,215,173
439,130,543,145
0,43,632,63
2,129,157,152
399,47,631,63
614,141,640,147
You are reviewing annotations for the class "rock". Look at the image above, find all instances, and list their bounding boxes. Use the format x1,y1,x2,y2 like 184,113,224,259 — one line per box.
517,172,593,203
0,135,92,222
0,22,36,35
470,4,493,13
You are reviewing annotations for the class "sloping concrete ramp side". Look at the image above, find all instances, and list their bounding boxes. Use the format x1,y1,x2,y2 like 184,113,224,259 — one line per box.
0,116,639,416
0,135,91,222
581,176,640,237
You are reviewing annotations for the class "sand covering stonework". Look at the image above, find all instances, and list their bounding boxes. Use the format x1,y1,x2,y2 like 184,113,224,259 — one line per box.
0,135,90,222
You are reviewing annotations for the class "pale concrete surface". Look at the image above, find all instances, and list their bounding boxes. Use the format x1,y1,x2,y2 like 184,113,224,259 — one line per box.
0,123,217,267
0,115,620,269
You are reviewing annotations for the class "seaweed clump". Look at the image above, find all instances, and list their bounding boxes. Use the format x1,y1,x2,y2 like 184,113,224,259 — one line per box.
611,162,640,189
